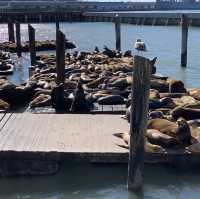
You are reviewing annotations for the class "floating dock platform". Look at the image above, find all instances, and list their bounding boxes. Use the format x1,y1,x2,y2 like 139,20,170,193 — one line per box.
0,113,199,176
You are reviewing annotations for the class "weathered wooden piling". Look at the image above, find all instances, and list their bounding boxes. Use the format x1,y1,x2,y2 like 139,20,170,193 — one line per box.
115,14,121,51
8,20,15,43
181,14,189,67
56,30,65,84
128,56,151,191
28,24,36,66
56,15,60,31
15,22,21,57
55,30,65,111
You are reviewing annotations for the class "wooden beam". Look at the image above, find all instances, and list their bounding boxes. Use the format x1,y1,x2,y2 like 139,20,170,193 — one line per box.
28,24,36,66
128,55,151,191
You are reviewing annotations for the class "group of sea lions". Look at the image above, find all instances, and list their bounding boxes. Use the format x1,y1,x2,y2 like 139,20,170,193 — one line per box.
0,51,14,75
115,77,200,153
0,40,76,53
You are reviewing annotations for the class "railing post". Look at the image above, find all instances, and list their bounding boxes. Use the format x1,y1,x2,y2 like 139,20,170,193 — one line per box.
115,14,121,51
128,55,151,191
15,22,21,57
8,20,15,43
28,24,36,66
181,14,189,67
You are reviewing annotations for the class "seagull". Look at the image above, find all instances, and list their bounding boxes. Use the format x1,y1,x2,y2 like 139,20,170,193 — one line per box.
134,39,147,54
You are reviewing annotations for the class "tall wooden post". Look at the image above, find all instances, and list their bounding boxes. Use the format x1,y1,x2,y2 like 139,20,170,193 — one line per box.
56,30,65,84
15,22,21,57
54,30,65,111
8,20,15,43
115,14,121,52
28,24,36,66
128,55,151,191
181,14,188,67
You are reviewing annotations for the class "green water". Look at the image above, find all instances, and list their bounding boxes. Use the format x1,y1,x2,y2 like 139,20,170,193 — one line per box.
0,163,200,199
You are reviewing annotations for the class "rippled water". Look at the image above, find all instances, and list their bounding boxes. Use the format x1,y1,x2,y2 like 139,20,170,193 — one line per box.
0,163,200,199
0,22,200,198
0,22,200,87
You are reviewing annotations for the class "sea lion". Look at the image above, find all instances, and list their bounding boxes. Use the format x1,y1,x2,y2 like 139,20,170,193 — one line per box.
70,82,89,112
150,79,169,93
146,129,179,148
168,79,186,93
147,118,191,145
159,93,188,98
149,111,164,119
0,99,10,110
187,119,200,141
30,94,51,108
149,97,175,110
113,132,165,153
97,95,125,105
189,89,200,101
150,89,160,99
186,143,200,154
171,106,200,120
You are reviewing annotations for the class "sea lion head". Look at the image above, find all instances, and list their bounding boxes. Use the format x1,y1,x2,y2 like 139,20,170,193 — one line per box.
176,117,191,145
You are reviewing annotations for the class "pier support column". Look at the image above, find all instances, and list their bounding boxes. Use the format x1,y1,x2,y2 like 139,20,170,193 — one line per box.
128,55,150,191
55,30,65,111
15,22,21,57
28,24,36,66
115,14,121,52
8,20,15,43
181,14,189,67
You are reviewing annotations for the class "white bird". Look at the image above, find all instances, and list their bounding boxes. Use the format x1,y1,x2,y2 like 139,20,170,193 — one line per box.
134,39,147,54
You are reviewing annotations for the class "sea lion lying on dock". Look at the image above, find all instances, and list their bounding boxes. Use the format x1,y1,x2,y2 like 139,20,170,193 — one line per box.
30,94,51,108
114,132,165,153
146,129,179,148
189,89,200,101
171,107,200,121
147,118,191,145
0,99,10,111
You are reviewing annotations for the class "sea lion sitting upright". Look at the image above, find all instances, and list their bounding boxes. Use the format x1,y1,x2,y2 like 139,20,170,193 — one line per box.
147,118,191,145
70,81,89,112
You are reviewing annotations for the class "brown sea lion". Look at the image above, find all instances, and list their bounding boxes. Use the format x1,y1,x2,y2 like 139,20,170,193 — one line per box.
186,143,200,154
189,89,200,101
168,79,186,93
30,94,51,108
0,99,10,110
147,118,191,145
97,95,125,105
146,129,179,148
113,132,165,153
150,89,160,100
150,79,169,93
160,93,188,98
171,107,200,121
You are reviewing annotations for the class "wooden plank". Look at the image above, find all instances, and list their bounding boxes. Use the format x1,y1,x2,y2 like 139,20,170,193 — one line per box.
0,114,128,154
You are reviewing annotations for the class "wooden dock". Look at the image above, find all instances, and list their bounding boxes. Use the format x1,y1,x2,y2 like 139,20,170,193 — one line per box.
0,113,129,162
0,113,200,176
